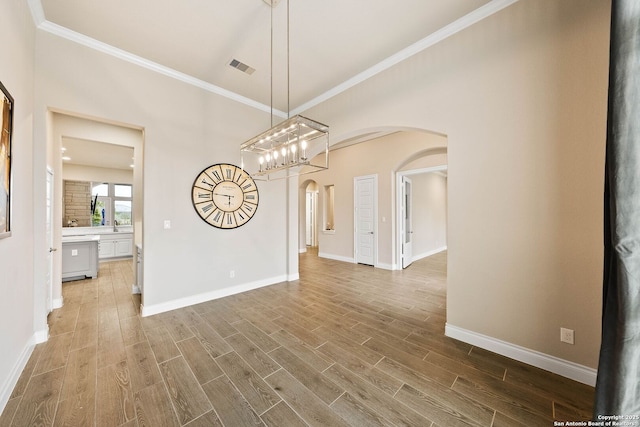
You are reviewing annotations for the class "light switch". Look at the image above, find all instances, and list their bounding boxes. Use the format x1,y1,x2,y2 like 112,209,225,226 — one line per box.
71,249,78,256
164,220,171,229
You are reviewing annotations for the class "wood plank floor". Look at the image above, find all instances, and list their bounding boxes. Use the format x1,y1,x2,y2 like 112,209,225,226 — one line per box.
0,250,594,426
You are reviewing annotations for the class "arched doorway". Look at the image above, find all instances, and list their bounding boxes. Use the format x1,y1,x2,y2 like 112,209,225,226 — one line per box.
298,179,319,254
294,127,447,269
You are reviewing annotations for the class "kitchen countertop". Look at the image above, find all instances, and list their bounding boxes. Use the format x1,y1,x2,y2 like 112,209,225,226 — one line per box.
62,234,101,243
62,226,133,236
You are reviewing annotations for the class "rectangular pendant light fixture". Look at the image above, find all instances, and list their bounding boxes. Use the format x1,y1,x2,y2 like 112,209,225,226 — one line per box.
240,114,328,180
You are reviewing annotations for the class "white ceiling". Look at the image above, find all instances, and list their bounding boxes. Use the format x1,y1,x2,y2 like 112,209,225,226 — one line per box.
33,0,518,167
62,138,134,170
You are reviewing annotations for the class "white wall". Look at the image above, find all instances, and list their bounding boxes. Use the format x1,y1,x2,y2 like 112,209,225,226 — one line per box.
0,0,37,411
302,0,609,377
411,172,447,260
33,30,295,316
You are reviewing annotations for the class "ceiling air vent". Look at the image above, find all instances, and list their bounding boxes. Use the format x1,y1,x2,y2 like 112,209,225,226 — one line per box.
229,59,255,75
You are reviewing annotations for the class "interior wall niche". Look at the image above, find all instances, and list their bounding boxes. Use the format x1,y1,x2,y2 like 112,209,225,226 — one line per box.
324,184,335,231
63,180,91,226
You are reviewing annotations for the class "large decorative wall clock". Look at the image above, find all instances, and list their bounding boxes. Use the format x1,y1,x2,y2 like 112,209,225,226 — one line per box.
191,163,259,229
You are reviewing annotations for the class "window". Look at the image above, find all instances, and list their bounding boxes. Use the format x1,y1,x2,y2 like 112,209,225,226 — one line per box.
91,182,133,226
92,183,108,197
114,200,132,225
92,197,110,226
324,184,335,231
114,184,132,198
114,184,132,226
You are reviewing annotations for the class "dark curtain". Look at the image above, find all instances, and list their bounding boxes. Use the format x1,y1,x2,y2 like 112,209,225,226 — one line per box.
594,0,640,418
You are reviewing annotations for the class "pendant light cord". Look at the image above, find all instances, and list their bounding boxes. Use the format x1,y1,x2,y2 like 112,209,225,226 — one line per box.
287,0,290,119
270,2,274,128
269,0,290,121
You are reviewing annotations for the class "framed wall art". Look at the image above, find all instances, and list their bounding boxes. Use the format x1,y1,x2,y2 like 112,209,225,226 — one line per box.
0,81,13,238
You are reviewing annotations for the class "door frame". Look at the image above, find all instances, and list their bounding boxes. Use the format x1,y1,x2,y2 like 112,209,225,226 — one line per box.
401,175,413,269
46,167,54,313
353,174,378,266
395,165,447,270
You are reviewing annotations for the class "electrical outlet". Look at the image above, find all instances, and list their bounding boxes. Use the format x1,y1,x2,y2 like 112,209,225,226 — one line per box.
560,328,574,345
230,270,235,278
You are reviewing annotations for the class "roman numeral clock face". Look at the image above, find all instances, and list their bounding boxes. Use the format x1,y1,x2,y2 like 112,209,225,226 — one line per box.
191,163,259,229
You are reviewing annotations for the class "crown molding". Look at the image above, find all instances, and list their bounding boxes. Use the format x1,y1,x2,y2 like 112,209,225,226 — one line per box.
290,0,520,115
27,0,519,118
27,0,46,26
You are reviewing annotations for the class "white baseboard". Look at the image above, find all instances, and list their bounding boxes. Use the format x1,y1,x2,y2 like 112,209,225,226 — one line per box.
33,326,49,344
131,284,141,294
413,246,447,262
318,252,355,264
141,275,288,317
299,247,307,254
316,249,445,271
52,297,63,309
0,332,41,415
445,324,597,386
318,252,394,270
287,273,300,281
377,262,394,270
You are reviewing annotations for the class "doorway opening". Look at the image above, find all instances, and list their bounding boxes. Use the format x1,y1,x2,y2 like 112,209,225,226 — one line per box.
299,179,319,253
305,190,318,247
396,165,448,270
401,175,413,268
49,111,144,313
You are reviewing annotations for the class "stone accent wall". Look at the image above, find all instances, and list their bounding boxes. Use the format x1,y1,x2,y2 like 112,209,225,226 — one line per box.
63,180,92,227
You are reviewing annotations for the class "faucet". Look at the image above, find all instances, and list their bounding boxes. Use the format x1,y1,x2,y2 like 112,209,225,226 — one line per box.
113,220,119,232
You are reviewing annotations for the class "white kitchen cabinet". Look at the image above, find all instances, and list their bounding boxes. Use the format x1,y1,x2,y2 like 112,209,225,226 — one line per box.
116,239,133,257
98,233,133,259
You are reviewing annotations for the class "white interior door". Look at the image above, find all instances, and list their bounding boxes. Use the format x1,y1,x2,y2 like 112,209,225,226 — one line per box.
355,176,376,266
46,168,54,313
402,175,413,268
